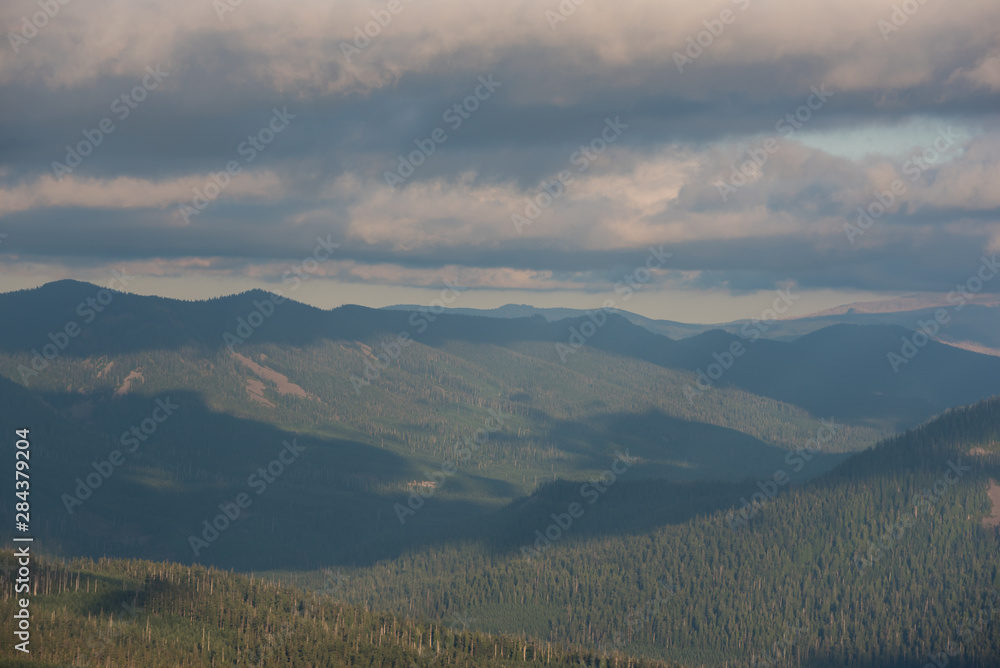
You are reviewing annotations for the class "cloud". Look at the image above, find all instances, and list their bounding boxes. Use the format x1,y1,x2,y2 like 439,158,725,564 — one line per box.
0,172,285,218
3,0,998,100
2,0,1000,308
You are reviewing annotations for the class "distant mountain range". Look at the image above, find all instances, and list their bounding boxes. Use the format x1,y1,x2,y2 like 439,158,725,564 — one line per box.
1,280,999,667
4,280,999,433
385,293,1000,355
0,279,998,568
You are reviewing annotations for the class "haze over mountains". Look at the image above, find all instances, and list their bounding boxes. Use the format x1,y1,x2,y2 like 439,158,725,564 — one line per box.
1,280,999,560
1,281,999,667
3,0,1000,664
7,280,1000,439
386,293,1000,354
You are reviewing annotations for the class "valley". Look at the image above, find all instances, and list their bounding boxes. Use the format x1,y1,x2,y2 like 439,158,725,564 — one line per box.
1,284,998,666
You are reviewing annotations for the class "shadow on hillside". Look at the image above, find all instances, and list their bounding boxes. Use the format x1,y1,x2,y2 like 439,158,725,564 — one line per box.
6,359,997,574
1,373,854,573
0,381,516,572
471,409,850,559
352,408,854,563
5,282,1000,433
539,408,851,482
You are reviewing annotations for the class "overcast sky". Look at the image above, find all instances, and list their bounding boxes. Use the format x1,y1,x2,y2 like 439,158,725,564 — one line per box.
1,0,998,322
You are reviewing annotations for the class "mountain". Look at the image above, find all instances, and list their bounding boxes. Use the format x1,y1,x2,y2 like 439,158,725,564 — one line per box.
4,281,999,432
384,296,1000,356
0,551,681,668
800,293,1000,317
2,282,1000,574
1,282,999,667
383,303,710,340
296,396,1000,667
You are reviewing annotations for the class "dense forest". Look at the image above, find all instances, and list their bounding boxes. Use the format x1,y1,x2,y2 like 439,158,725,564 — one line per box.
0,286,999,667
0,552,681,668
0,399,996,667
284,398,1000,667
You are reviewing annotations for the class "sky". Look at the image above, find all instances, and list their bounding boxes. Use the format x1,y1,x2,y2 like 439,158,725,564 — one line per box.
0,0,998,323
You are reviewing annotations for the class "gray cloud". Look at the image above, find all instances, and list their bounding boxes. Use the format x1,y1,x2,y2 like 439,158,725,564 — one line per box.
1,0,999,309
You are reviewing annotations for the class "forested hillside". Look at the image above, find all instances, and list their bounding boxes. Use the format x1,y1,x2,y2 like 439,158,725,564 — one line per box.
293,398,1000,667
0,284,892,572
1,284,999,667
0,552,681,668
